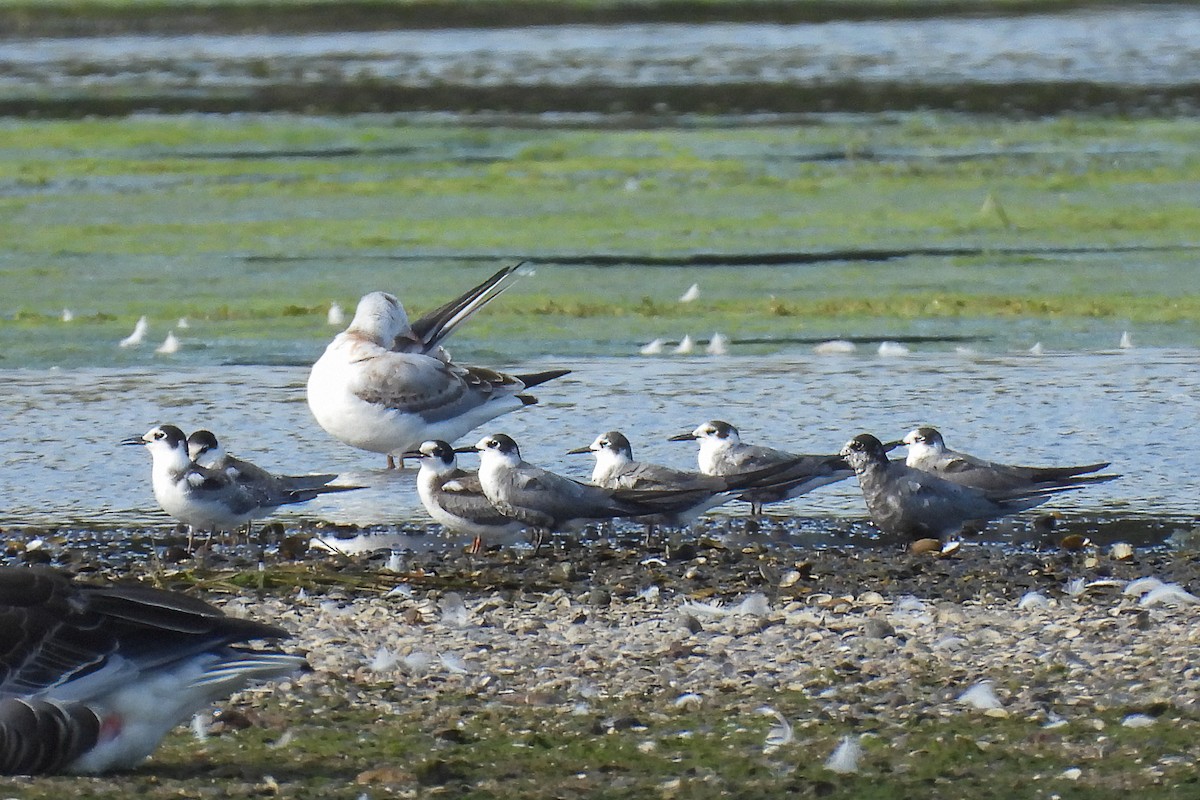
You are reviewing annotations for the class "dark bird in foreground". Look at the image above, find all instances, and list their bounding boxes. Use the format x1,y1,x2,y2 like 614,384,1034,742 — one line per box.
840,433,1090,540
669,420,852,514
0,567,305,775
892,426,1119,491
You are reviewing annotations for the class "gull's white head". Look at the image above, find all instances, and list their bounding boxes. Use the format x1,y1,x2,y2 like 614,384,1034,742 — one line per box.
347,292,418,349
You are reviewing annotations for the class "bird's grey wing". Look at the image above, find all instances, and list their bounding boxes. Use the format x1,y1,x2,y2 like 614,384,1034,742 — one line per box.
409,264,522,353
613,463,719,492
439,480,519,527
184,468,261,516
351,353,525,423
727,444,796,471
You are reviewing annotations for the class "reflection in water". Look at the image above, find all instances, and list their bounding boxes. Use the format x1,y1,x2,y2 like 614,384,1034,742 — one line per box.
0,350,1196,542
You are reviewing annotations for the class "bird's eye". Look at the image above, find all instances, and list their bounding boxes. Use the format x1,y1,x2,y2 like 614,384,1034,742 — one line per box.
153,431,164,440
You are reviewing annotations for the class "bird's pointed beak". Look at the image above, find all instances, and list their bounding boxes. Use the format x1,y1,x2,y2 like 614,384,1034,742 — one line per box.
565,445,592,455
668,432,696,442
881,440,904,452
453,446,479,455
401,450,424,460
120,435,146,447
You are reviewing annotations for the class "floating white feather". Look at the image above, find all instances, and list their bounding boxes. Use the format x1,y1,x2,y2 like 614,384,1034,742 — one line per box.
877,340,910,357
61,308,74,322
119,315,148,348
327,302,345,326
705,331,729,356
813,339,857,355
639,338,665,355
679,283,700,303
155,330,180,354
673,334,695,354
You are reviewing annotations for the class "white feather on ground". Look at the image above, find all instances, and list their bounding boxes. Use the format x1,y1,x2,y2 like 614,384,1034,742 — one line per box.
958,681,1002,710
825,735,863,774
679,283,700,302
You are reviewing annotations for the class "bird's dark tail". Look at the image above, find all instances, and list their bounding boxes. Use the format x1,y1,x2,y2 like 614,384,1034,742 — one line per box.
517,368,571,389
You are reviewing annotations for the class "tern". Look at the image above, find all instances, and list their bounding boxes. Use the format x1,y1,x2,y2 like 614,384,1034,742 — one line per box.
404,439,525,552
0,567,304,775
469,433,722,550
669,420,852,514
840,433,1088,540
891,426,1118,492
306,264,569,468
123,425,353,549
567,430,818,531
187,429,355,505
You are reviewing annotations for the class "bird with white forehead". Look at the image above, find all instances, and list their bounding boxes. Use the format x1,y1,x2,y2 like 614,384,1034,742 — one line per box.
670,420,852,514
306,264,569,468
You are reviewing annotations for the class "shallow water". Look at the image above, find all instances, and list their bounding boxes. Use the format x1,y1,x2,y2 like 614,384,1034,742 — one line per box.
2,348,1196,542
4,7,1200,97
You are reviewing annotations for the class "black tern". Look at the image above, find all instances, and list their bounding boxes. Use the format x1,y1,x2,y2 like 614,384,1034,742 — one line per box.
893,426,1119,491
669,420,852,514
568,429,823,531
403,439,525,552
187,429,356,506
840,433,1089,540
123,424,353,548
469,433,724,550
306,264,570,468
0,567,304,775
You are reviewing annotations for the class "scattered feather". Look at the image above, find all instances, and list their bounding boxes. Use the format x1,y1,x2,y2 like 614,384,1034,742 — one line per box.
1065,577,1087,597
191,712,210,742
1017,591,1050,610
269,729,296,750
384,583,413,598
1121,713,1156,728
757,706,793,753
1139,583,1200,607
954,345,978,357
1123,576,1165,597
639,338,665,355
401,651,432,674
705,331,729,356
637,585,660,601
439,592,470,627
439,653,469,674
368,646,400,672
155,330,180,354
673,693,703,710
1060,767,1082,781
1119,330,1134,349
877,341,910,357
679,283,701,303
119,315,148,348
813,339,857,355
384,551,404,573
673,334,694,354
958,681,1002,711
681,592,770,618
327,302,345,326
623,177,640,192
1028,341,1044,355
1043,715,1068,730
824,735,863,774
177,316,190,328
60,308,74,322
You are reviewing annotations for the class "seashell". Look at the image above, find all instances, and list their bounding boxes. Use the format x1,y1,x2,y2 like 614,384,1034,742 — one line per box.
779,570,802,588
1109,542,1134,561
1059,534,1092,551
910,538,942,555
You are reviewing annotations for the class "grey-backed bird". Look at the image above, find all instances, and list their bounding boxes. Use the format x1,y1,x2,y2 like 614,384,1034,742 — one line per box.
669,420,851,514
306,264,569,468
840,433,1089,540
